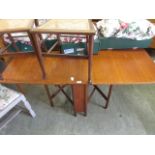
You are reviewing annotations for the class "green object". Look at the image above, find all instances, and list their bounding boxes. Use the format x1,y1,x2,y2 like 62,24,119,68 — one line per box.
61,39,101,56
93,39,101,54
44,39,57,50
99,37,152,49
61,42,86,56
8,41,33,52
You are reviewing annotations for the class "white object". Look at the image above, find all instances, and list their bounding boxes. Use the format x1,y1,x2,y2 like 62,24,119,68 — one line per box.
70,77,75,81
0,85,36,129
96,19,155,40
76,81,82,84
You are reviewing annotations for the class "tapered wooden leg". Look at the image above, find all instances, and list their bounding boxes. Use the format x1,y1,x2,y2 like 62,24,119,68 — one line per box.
89,85,113,109
88,35,94,83
44,85,54,107
72,84,88,116
103,85,113,109
29,32,46,79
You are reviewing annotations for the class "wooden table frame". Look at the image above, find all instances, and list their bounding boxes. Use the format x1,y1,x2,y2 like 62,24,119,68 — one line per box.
44,84,88,116
0,50,89,116
89,49,155,110
89,85,113,109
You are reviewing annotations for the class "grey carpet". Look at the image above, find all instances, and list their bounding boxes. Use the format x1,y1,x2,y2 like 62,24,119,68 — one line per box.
0,84,155,135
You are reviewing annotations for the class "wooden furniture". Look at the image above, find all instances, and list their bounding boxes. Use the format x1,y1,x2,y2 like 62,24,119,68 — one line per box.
0,84,36,130
2,49,155,115
90,49,155,108
0,19,44,80
0,54,88,115
31,19,95,82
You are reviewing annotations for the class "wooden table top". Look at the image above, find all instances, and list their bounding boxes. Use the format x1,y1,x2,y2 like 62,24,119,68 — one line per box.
32,19,95,34
92,49,155,85
0,54,88,84
0,19,34,32
1,49,155,85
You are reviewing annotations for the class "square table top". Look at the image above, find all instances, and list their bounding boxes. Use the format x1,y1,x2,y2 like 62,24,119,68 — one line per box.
0,19,34,32
32,19,96,34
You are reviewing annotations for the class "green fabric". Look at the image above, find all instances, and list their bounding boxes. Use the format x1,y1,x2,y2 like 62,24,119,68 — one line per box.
8,37,151,54
99,37,152,49
8,41,33,52
44,39,57,50
61,39,101,55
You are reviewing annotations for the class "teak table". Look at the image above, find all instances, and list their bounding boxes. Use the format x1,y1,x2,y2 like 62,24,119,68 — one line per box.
0,54,88,115
90,49,155,109
1,49,155,115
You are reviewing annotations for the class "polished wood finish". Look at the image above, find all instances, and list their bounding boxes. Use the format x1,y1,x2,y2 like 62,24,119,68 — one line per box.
0,54,88,84
93,49,155,84
72,84,88,116
31,19,95,34
0,19,34,32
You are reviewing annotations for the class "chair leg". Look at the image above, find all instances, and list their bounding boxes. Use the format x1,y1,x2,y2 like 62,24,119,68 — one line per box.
21,95,36,118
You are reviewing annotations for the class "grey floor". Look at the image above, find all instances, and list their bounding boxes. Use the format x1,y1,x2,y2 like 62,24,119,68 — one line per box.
0,84,155,135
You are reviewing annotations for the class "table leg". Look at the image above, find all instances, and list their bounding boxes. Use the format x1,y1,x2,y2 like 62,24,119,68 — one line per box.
72,84,88,116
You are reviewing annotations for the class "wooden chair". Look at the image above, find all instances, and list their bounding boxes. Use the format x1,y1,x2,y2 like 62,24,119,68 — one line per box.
0,19,44,80
31,19,95,80
0,84,36,130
